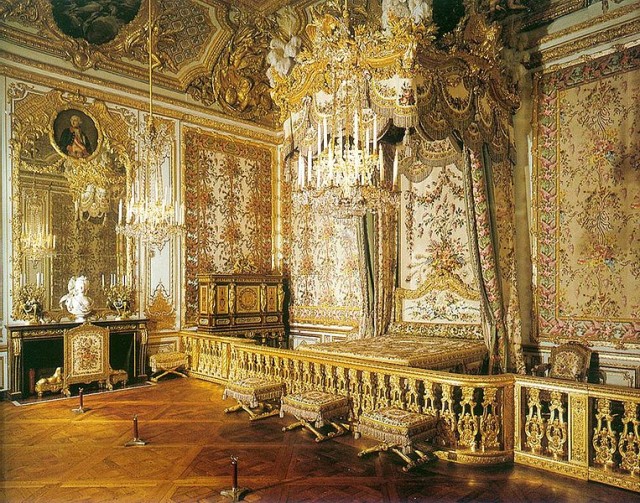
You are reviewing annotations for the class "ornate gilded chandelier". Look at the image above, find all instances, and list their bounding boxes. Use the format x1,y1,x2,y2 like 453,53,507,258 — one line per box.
116,0,183,251
270,0,432,216
21,180,56,262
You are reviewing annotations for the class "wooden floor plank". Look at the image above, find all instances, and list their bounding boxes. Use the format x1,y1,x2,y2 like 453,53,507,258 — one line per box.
1,378,638,502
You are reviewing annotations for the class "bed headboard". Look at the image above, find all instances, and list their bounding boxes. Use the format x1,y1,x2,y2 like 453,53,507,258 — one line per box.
389,269,483,340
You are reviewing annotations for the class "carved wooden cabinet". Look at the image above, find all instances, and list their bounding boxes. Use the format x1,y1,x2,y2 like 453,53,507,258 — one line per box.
197,273,286,348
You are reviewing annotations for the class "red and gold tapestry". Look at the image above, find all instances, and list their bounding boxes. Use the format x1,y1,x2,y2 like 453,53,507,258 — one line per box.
534,46,640,347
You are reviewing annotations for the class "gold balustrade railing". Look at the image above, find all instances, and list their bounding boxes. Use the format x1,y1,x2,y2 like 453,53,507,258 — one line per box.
514,375,640,493
180,332,640,492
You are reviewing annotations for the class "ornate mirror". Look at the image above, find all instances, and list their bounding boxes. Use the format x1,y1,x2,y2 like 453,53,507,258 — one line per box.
10,86,136,322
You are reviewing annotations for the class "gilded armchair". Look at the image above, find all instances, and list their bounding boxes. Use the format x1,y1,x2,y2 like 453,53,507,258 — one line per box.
532,341,593,382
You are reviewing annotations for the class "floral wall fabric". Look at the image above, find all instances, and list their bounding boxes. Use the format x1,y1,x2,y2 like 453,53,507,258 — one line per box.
398,158,480,325
535,46,640,346
183,127,273,324
288,196,364,329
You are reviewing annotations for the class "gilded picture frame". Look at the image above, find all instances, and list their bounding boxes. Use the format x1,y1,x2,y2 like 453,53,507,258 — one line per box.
50,108,102,161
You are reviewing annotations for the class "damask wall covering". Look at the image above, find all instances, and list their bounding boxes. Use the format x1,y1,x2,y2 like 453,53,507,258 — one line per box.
534,45,640,348
288,195,365,333
183,127,274,325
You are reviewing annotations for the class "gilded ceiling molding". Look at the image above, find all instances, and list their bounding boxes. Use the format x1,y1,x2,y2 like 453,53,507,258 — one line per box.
532,18,640,68
188,10,277,124
0,0,222,91
518,0,586,31
535,1,640,47
0,58,280,145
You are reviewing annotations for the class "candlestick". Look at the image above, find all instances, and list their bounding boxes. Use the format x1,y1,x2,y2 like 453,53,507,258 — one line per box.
221,455,249,501
125,414,147,446
232,456,238,489
133,415,139,438
72,387,86,414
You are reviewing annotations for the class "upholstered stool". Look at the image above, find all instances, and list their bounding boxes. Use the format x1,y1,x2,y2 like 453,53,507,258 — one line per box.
280,390,351,442
356,407,438,471
149,351,189,382
109,368,128,389
222,377,285,421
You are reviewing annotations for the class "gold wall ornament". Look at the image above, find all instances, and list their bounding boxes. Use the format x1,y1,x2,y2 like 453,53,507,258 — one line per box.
210,12,276,122
145,283,177,331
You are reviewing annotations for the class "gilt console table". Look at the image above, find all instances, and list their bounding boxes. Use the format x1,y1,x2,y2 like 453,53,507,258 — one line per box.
197,273,287,348
5,318,148,400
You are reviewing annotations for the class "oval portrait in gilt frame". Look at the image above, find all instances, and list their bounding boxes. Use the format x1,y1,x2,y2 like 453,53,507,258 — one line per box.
51,108,102,161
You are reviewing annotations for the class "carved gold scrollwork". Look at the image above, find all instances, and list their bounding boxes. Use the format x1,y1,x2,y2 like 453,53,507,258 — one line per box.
618,400,640,476
480,387,500,451
524,387,545,454
593,398,618,469
458,386,479,451
546,391,567,460
439,383,458,448
210,14,275,123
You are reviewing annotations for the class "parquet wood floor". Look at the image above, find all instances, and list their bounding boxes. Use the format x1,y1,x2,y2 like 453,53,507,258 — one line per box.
0,378,637,503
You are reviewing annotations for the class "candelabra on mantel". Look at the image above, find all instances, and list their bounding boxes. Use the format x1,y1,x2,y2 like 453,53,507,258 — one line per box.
15,273,46,324
102,273,134,320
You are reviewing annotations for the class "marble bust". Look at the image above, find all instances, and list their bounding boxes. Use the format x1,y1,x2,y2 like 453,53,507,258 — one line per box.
60,275,94,321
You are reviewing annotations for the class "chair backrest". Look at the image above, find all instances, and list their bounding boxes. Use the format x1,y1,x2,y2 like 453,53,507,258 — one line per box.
548,341,592,382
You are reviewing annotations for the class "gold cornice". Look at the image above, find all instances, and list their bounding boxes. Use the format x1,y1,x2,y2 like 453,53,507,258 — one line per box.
0,55,279,145
534,19,640,68
521,0,586,31
535,1,640,47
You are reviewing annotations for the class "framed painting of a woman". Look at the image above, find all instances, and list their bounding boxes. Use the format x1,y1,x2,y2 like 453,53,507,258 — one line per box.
51,108,101,161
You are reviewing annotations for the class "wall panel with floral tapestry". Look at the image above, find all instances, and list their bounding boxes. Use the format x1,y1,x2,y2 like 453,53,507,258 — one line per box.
534,46,640,347
183,127,273,325
288,196,364,331
396,142,480,327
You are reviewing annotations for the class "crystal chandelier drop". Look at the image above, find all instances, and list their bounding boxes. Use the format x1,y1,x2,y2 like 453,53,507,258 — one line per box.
116,0,183,251
21,181,56,262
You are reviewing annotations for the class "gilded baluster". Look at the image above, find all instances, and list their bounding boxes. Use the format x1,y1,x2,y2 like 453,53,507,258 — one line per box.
361,371,376,412
302,361,313,391
403,379,423,413
423,380,437,416
592,398,618,469
292,360,303,393
439,383,458,448
377,373,391,408
546,390,567,460
618,401,640,476
458,386,478,451
480,387,500,451
348,368,361,416
389,375,404,409
327,365,336,393
336,366,347,395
